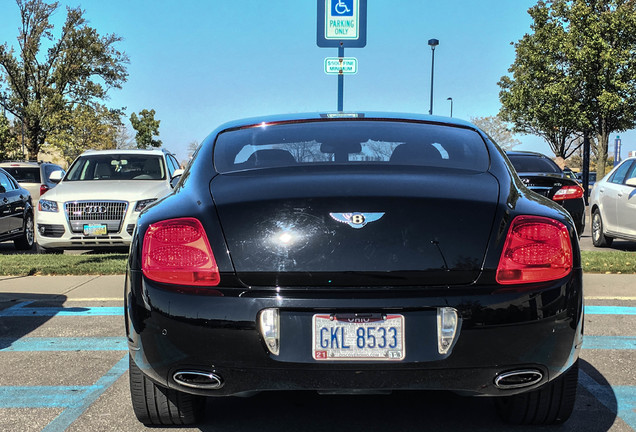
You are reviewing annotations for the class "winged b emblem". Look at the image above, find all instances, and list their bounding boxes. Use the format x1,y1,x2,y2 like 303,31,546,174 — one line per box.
329,212,385,229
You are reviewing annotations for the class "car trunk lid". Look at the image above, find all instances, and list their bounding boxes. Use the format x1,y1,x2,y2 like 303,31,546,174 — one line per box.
211,168,500,287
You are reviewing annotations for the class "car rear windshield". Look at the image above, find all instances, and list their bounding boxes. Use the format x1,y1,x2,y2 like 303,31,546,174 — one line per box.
508,154,562,174
2,167,41,183
66,154,166,181
213,120,490,173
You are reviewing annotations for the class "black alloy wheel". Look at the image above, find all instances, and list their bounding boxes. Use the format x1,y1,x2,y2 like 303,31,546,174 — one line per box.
14,213,35,250
496,360,579,425
129,355,205,425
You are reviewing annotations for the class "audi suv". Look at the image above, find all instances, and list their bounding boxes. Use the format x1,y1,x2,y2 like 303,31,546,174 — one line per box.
35,149,182,253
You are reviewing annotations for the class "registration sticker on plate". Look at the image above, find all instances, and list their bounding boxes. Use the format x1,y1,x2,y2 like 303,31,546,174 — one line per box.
83,224,107,236
312,314,405,361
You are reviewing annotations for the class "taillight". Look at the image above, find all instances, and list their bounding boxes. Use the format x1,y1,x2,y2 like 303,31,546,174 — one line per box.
142,218,220,286
553,185,583,201
40,184,50,196
496,215,572,285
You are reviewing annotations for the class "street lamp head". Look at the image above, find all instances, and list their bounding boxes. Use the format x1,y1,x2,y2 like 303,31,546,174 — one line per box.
428,38,439,48
447,97,452,101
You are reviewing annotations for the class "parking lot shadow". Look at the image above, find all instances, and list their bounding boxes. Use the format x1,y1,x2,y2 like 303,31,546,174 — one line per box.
188,359,619,432
0,293,83,350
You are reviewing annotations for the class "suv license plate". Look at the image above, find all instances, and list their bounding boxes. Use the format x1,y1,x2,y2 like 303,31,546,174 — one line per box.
83,224,107,236
312,314,405,361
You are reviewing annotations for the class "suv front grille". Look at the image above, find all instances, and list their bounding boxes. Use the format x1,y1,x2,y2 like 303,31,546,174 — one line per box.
65,201,128,233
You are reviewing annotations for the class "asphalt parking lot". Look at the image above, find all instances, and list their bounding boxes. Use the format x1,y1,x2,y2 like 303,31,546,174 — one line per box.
0,272,633,432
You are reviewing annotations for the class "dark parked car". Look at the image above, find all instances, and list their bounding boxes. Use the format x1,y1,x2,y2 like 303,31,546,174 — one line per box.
0,167,35,250
125,113,583,427
576,170,597,189
506,151,585,236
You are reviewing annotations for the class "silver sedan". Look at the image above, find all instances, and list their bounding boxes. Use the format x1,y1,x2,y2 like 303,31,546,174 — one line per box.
589,157,636,247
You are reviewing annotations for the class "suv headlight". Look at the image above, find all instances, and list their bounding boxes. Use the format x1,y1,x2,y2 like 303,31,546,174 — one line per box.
38,199,58,212
135,198,157,212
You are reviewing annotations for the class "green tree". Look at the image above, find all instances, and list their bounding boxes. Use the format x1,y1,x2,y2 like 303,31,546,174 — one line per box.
0,0,128,159
130,109,162,149
47,104,121,165
498,1,586,159
470,115,521,150
498,0,636,176
566,0,636,177
0,113,21,159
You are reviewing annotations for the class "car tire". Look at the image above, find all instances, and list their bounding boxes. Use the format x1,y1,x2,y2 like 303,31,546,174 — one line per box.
14,213,35,250
495,360,578,425
129,355,205,425
36,244,63,254
591,209,613,247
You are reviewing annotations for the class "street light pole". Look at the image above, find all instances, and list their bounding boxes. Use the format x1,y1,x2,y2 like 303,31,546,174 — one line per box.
428,38,439,115
446,97,453,117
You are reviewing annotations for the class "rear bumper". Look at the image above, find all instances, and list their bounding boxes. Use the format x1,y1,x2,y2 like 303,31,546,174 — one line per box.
559,198,585,235
125,269,583,397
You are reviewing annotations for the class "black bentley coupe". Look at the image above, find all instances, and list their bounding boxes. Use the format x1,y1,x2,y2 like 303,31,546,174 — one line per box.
125,113,583,426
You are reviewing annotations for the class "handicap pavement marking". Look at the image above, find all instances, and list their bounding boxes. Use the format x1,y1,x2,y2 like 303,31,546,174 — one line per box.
580,370,636,431
0,301,634,430
2,302,635,318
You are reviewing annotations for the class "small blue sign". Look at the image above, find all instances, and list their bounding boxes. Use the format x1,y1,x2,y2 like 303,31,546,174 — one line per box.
331,0,353,16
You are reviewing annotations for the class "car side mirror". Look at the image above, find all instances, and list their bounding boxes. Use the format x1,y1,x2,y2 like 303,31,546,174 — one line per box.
626,178,636,187
170,169,184,189
49,170,64,183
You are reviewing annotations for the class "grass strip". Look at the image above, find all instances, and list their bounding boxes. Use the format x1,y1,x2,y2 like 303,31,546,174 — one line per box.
0,251,632,276
0,253,127,276
580,250,636,274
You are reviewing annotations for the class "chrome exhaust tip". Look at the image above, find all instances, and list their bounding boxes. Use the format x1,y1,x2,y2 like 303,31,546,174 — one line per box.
173,370,224,390
494,369,543,389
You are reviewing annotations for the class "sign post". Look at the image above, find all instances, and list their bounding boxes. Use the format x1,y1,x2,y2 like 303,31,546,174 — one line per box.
614,136,622,166
317,0,367,111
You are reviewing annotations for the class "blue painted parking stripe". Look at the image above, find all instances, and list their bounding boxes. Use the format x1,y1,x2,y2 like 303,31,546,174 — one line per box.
585,306,636,315
2,303,635,318
582,335,636,350
0,301,122,317
0,386,96,408
42,354,128,432
0,337,127,352
580,370,636,430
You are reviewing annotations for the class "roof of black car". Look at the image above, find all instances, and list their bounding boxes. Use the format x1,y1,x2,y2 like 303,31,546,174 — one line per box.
212,112,477,133
505,150,551,158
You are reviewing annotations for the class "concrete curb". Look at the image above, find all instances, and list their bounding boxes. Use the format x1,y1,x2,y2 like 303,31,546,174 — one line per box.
0,274,632,302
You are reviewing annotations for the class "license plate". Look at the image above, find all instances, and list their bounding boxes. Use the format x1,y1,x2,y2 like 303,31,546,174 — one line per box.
312,313,405,361
83,224,107,236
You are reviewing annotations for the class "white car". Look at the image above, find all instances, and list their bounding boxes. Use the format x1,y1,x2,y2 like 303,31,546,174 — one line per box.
589,157,636,247
35,149,182,253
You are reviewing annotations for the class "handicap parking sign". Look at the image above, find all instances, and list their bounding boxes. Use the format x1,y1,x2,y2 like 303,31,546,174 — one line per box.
317,0,367,48
331,0,353,16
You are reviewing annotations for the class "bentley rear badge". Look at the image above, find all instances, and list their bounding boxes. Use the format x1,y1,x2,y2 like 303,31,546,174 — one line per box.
329,212,385,229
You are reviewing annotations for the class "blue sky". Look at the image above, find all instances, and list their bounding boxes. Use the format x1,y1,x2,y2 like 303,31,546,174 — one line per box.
0,0,633,163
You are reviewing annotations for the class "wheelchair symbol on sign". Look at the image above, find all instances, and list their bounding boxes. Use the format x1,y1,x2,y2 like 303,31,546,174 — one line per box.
334,0,351,15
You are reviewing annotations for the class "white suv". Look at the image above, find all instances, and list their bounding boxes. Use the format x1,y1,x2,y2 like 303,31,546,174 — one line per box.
35,149,182,253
